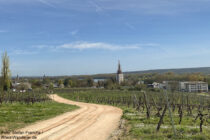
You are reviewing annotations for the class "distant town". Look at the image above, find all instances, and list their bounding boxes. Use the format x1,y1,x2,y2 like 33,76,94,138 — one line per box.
10,60,209,93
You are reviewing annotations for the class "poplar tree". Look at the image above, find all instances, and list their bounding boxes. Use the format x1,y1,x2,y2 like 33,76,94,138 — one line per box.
1,51,11,91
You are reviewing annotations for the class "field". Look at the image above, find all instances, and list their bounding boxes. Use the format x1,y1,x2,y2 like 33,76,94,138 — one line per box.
56,88,210,140
0,91,79,133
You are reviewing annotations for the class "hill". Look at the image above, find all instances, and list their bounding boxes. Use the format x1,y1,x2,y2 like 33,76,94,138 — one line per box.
125,67,210,75
17,67,210,80
68,67,210,80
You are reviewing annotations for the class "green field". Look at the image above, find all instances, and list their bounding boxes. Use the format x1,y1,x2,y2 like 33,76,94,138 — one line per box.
0,101,79,133
57,89,210,140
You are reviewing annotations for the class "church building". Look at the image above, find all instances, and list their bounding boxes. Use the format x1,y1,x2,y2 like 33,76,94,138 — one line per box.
116,61,124,84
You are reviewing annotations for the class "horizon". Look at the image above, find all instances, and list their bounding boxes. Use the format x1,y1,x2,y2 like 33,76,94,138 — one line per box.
1,0,210,76
11,66,210,77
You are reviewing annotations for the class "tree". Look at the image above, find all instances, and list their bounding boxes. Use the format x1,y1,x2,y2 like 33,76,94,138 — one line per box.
64,79,73,87
49,82,54,90
1,52,11,91
64,78,72,87
97,81,104,88
69,80,73,87
58,79,64,88
104,79,116,89
31,80,42,89
87,78,94,87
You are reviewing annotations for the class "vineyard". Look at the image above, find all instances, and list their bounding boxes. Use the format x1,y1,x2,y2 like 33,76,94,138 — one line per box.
0,90,49,104
57,88,210,139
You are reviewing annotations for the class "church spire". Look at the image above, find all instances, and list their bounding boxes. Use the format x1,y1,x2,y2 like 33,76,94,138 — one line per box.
117,60,122,74
116,60,124,84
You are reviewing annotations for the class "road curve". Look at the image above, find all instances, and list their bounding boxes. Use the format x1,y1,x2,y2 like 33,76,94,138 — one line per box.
2,94,122,140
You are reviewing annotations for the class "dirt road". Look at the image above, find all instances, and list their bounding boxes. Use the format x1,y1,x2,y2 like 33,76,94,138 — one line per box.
2,94,122,140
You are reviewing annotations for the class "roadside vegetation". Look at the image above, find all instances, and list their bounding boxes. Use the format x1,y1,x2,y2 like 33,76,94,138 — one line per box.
57,88,210,140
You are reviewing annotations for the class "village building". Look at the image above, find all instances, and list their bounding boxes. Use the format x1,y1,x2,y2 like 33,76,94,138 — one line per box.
179,81,208,93
151,82,165,89
149,81,208,93
12,75,32,92
116,61,124,84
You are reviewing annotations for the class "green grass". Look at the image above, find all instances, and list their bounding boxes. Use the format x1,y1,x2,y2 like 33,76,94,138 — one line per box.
0,101,79,132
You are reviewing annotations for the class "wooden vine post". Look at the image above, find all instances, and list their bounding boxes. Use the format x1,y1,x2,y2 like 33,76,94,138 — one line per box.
164,89,176,136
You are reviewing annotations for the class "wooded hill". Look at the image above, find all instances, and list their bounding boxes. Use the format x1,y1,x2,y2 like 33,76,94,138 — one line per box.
126,67,210,75
87,67,210,79
17,67,210,80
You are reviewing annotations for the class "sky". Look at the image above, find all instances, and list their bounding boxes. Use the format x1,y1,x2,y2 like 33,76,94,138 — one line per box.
1,0,210,76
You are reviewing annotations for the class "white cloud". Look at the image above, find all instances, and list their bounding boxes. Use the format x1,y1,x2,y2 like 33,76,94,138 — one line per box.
32,41,159,52
57,41,158,50
58,42,136,50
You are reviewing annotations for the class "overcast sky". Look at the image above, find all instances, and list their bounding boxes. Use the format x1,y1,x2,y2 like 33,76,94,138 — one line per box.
1,0,210,76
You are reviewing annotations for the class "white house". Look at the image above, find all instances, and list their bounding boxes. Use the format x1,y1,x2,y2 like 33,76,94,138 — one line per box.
179,81,208,93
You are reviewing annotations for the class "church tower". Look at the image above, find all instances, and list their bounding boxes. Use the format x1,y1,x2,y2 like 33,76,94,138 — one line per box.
116,61,124,84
